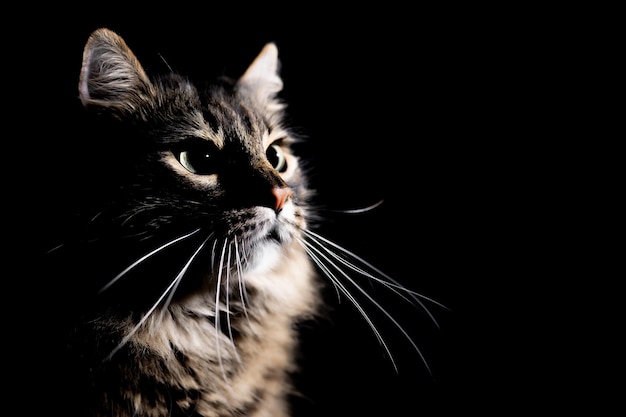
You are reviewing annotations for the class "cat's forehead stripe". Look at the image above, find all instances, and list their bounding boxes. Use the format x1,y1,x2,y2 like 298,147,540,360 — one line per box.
188,111,222,145
203,98,272,149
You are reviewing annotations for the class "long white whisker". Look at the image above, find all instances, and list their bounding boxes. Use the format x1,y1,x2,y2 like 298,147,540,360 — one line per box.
299,239,399,372
215,239,228,382
211,239,219,270
104,235,209,362
225,243,241,363
239,237,251,265
304,229,446,324
306,232,415,306
99,228,201,293
234,237,250,322
305,231,442,330
300,237,432,374
325,199,385,214
157,234,214,323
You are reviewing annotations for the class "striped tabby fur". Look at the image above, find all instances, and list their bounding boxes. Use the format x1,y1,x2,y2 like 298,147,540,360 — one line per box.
50,28,439,417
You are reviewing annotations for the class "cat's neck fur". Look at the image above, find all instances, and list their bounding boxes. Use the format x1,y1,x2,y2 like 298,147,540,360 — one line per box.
90,244,318,417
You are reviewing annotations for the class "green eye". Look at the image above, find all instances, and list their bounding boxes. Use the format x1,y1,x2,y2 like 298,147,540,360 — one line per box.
177,144,216,175
266,143,288,173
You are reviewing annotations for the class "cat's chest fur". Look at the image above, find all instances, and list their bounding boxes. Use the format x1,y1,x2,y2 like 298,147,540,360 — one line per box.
87,245,318,417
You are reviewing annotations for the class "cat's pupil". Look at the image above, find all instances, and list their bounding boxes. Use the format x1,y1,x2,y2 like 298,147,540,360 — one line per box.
178,149,215,175
266,144,288,173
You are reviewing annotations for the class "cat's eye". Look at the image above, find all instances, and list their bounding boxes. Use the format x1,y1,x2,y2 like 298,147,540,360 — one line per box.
266,144,288,173
176,145,217,175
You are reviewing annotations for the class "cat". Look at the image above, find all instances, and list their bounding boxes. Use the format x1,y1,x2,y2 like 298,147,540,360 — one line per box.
42,28,442,417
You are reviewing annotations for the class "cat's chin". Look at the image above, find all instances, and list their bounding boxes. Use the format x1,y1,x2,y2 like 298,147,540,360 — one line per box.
232,207,298,274
244,227,298,276
244,239,286,275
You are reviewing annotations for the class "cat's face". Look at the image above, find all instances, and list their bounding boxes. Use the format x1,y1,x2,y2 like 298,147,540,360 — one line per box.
75,29,312,298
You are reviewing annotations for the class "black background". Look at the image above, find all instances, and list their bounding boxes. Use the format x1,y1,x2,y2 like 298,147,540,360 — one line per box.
8,4,610,417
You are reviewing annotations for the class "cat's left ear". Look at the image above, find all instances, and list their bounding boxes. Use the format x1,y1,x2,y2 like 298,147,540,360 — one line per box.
237,43,284,112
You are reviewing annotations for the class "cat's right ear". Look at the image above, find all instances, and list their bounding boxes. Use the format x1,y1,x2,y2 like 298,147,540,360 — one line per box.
78,28,155,114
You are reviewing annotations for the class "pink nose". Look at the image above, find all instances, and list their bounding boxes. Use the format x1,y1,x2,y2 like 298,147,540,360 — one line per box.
271,187,292,213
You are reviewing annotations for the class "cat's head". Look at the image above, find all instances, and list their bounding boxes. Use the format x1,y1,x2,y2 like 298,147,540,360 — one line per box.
72,28,313,299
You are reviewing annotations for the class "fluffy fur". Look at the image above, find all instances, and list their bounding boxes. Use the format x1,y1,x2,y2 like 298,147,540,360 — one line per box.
44,28,440,417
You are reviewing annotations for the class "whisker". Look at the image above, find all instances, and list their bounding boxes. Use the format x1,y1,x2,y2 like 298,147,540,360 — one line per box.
299,233,435,374
234,237,251,322
304,229,447,324
157,233,214,324
299,239,399,372
157,52,174,73
224,243,241,363
323,199,385,214
104,234,210,362
119,206,154,226
215,239,228,381
211,239,219,271
45,243,64,254
239,237,251,266
89,209,107,223
98,228,201,294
